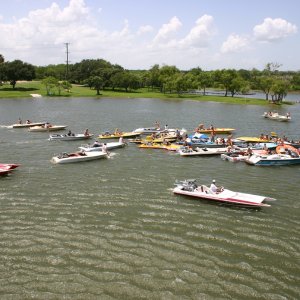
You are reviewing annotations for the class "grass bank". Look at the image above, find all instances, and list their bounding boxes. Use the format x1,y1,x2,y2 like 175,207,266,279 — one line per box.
0,81,286,106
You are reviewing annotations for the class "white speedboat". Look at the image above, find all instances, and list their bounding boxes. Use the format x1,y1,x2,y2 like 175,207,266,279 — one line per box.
221,153,249,162
12,122,46,128
133,127,163,134
79,141,126,152
263,112,291,122
245,153,300,166
49,133,94,141
51,151,108,164
173,179,275,207
178,146,227,156
29,125,67,132
245,145,300,166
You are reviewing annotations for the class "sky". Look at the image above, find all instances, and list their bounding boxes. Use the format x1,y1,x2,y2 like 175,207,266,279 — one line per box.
0,0,299,71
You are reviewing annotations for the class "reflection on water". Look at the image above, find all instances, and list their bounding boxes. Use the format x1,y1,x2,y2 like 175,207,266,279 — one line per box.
0,98,299,299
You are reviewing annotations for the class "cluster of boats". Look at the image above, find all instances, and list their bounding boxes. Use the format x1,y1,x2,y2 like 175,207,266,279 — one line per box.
4,117,299,208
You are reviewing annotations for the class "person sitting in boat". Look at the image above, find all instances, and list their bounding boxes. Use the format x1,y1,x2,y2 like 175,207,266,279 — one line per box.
114,128,122,135
119,136,124,144
18,118,22,124
210,180,223,193
67,130,72,136
155,121,160,129
247,147,253,156
26,119,31,124
93,140,101,147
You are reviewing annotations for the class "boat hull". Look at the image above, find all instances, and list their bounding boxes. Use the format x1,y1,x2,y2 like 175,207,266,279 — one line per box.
179,147,227,156
196,128,235,134
49,134,93,141
12,122,46,128
98,132,141,139
51,152,108,164
246,157,300,166
79,142,126,151
29,125,67,132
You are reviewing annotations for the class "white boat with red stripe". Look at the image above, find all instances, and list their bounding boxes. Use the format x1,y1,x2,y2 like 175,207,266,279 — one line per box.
173,179,275,207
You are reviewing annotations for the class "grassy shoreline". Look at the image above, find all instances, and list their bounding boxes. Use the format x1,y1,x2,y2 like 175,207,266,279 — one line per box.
0,81,292,105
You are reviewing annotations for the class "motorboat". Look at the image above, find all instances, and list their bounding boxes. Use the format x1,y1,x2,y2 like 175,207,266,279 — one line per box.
173,179,275,207
138,142,166,149
245,144,300,166
0,163,20,170
236,136,271,143
49,133,94,141
0,163,20,175
79,141,126,152
51,151,108,164
221,149,267,162
178,146,227,156
245,153,300,166
263,112,291,122
11,122,46,128
98,131,141,139
195,128,235,134
133,127,163,134
29,124,67,132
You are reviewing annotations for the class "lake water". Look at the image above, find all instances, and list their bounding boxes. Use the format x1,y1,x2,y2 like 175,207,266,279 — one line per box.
0,97,299,299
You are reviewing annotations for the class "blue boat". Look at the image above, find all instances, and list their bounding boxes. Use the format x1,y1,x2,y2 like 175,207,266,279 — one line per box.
245,154,300,166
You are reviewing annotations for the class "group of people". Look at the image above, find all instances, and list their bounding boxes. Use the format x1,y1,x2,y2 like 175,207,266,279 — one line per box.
18,118,32,124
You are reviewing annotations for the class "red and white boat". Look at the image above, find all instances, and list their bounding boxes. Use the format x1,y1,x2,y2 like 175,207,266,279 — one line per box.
0,163,20,175
173,179,275,207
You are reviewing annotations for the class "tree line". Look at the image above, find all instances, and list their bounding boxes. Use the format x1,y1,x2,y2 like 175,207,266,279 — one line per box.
1,53,299,102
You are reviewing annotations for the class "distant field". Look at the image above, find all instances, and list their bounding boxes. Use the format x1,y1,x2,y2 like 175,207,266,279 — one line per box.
0,81,271,105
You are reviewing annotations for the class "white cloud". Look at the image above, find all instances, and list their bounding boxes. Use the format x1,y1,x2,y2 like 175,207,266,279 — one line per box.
137,25,153,35
180,14,216,48
220,34,250,53
253,17,297,42
153,16,182,43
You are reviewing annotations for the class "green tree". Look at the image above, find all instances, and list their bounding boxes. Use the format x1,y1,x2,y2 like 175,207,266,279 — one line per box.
42,76,59,96
56,80,72,95
88,76,103,95
270,79,290,103
214,69,237,97
159,65,180,93
257,76,274,101
0,54,4,64
228,76,249,97
2,60,35,89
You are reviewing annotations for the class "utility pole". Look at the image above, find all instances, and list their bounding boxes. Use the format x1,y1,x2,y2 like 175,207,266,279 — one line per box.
65,42,70,80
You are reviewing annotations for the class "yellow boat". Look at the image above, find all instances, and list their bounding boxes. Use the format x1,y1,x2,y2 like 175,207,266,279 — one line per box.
164,144,181,151
98,131,141,139
138,143,166,149
236,136,271,143
196,128,235,134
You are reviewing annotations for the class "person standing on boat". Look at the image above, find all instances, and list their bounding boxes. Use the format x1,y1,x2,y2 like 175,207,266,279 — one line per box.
102,143,108,153
84,128,89,136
